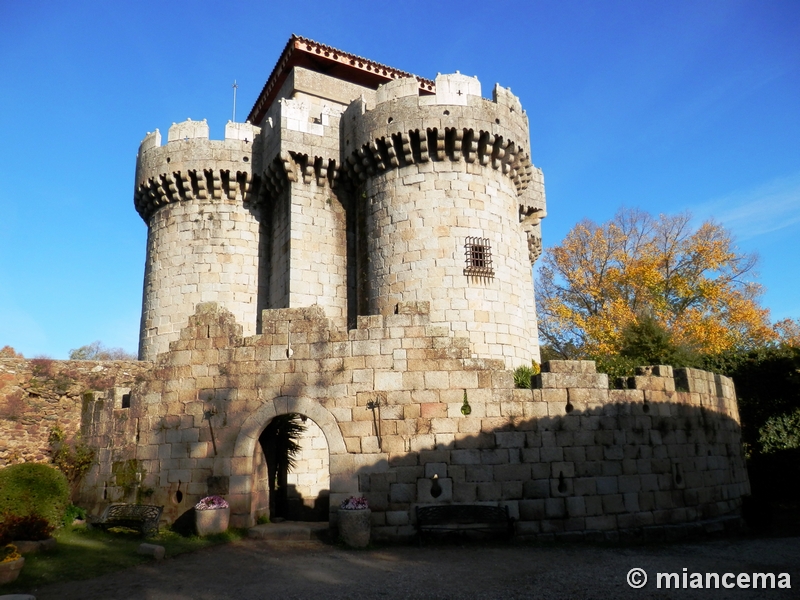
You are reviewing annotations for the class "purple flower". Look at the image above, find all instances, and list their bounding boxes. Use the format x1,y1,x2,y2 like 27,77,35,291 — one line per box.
195,495,229,511
339,496,369,510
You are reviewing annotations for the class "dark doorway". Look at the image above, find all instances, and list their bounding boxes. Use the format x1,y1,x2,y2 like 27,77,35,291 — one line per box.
259,413,304,519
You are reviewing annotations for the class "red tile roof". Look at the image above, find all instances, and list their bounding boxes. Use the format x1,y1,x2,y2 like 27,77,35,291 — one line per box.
247,35,435,124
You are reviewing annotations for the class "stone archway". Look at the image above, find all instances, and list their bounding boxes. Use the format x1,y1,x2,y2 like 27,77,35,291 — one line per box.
231,397,354,528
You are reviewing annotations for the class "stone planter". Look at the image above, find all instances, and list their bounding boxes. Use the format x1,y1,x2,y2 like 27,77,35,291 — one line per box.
0,557,25,584
195,507,230,536
14,538,57,554
338,508,371,548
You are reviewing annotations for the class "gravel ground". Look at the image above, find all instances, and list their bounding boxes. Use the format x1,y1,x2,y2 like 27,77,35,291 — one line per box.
22,535,800,600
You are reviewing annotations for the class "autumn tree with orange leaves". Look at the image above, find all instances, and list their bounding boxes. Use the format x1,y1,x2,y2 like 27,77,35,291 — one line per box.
536,208,776,359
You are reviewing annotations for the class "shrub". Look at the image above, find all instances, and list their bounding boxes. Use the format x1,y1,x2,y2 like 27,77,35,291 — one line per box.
513,361,541,389
0,463,69,527
30,357,55,377
0,390,26,420
0,514,54,545
513,366,534,389
0,346,23,359
758,408,800,454
63,504,87,526
69,341,137,361
619,314,699,368
48,425,96,490
592,354,639,387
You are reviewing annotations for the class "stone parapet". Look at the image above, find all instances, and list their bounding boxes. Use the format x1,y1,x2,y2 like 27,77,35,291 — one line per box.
340,73,545,214
63,304,749,538
134,119,262,221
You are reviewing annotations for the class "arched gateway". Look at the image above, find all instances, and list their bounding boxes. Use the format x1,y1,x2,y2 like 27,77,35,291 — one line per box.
232,397,352,528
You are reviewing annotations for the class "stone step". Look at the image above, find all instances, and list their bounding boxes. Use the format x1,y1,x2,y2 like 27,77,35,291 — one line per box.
247,521,329,541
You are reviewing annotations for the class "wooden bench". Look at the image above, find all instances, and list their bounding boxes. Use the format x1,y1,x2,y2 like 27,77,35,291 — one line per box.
415,504,515,545
89,504,163,537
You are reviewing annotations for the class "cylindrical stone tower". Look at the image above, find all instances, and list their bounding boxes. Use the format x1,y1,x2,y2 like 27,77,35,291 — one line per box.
134,119,262,360
342,74,546,368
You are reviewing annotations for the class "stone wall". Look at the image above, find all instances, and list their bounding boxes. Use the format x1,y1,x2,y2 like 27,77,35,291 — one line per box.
0,359,152,467
72,302,748,541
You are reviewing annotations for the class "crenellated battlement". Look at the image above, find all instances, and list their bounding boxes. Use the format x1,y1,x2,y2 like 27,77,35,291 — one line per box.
340,74,546,217
134,119,262,220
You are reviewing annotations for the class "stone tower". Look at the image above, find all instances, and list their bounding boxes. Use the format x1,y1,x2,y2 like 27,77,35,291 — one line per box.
134,36,546,366
134,120,262,360
342,74,545,367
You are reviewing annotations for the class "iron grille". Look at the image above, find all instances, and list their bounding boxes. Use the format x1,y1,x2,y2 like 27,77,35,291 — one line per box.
464,237,494,277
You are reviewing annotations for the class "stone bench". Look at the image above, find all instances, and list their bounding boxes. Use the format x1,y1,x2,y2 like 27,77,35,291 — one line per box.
415,504,515,545
89,504,163,537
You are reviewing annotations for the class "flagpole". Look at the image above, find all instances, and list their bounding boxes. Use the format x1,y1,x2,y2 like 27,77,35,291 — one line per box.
232,80,238,122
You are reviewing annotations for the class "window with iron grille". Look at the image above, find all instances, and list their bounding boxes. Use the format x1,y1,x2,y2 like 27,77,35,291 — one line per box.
464,237,494,277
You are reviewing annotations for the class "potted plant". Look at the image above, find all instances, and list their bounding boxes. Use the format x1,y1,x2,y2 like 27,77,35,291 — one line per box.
338,496,370,548
0,544,24,584
194,495,230,536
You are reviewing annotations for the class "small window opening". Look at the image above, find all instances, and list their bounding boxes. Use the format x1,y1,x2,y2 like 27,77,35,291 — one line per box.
464,237,494,277
121,393,131,409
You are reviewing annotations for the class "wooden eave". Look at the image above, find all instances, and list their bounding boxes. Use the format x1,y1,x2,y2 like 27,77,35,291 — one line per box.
247,35,436,125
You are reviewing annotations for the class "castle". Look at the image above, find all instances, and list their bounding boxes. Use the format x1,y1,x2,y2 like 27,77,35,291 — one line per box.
0,36,749,541
134,35,545,369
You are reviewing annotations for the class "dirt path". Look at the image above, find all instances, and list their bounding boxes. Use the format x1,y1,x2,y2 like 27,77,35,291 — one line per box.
24,535,800,600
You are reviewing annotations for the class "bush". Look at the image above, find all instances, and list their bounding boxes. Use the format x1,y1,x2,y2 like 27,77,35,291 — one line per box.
63,504,87,527
592,354,639,387
758,408,800,454
0,514,54,545
48,425,96,489
0,463,69,527
513,361,540,389
68,341,137,361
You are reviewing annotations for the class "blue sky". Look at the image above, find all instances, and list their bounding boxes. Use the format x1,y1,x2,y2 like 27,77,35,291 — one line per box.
0,1,798,358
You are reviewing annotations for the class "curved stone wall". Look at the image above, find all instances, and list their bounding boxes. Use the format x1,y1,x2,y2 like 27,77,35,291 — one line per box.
361,162,537,368
342,74,544,367
135,120,263,360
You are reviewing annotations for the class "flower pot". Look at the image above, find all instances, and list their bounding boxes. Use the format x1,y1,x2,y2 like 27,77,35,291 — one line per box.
195,506,230,536
0,557,25,584
14,538,57,554
338,508,371,548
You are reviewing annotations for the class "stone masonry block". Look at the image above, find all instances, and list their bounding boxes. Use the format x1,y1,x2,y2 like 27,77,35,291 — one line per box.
519,499,546,521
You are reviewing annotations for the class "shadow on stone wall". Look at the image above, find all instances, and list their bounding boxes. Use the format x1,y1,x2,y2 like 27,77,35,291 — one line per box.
347,399,748,543
284,484,330,521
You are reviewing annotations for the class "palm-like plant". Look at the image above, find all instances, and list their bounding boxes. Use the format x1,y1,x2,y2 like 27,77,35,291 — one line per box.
258,414,306,518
